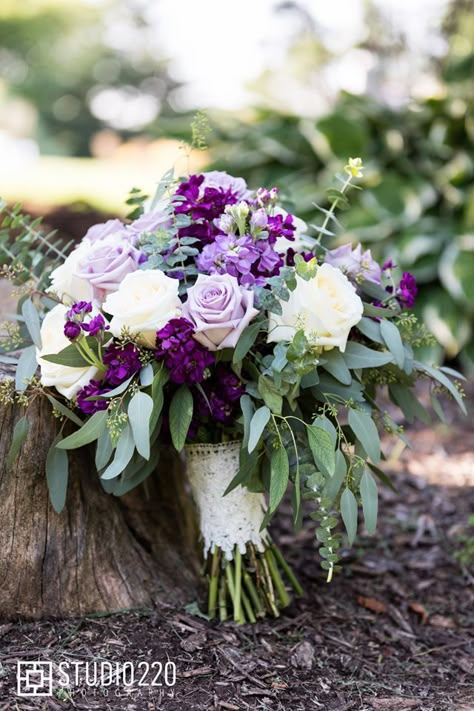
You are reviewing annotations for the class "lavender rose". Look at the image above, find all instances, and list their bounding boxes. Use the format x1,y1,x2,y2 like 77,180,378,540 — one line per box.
75,233,146,302
84,219,127,243
182,274,259,351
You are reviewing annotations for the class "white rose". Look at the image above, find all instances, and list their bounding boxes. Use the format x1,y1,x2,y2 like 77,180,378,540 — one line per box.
36,304,98,399
47,239,94,303
267,263,363,352
103,269,182,347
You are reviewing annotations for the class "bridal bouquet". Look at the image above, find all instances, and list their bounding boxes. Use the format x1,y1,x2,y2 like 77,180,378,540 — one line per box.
3,159,465,624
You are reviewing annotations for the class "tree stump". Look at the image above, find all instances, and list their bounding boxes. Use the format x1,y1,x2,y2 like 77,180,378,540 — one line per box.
0,367,200,620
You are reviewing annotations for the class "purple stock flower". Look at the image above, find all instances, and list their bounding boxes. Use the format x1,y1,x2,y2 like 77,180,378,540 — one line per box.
64,321,81,340
76,379,110,415
195,364,244,424
266,213,295,245
67,301,93,318
81,314,109,337
325,244,382,285
174,174,242,246
382,259,396,271
397,272,417,309
196,234,259,279
103,342,142,386
155,318,215,385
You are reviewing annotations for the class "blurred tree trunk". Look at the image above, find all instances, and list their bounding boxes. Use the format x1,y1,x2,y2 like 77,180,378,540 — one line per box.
0,368,199,620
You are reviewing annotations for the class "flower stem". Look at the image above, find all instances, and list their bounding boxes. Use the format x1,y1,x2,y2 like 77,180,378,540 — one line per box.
225,561,245,624
264,549,290,608
243,568,265,618
208,546,220,620
233,546,242,623
271,543,304,596
258,553,279,617
219,576,228,622
241,588,256,624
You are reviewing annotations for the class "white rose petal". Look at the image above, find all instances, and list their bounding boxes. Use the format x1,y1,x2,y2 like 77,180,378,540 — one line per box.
103,269,182,347
267,263,363,352
47,239,94,303
36,304,98,399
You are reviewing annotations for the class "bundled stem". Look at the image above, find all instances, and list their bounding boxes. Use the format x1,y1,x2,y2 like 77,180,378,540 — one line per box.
205,539,302,624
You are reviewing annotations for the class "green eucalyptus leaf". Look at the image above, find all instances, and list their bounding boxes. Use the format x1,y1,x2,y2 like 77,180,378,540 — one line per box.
128,391,153,460
343,342,393,369
101,424,135,479
380,319,405,369
21,298,42,349
248,406,271,453
233,320,262,363
169,385,193,451
360,469,378,534
348,409,381,463
15,345,38,391
139,363,154,387
46,434,69,513
46,394,84,427
321,349,352,385
7,415,29,469
258,375,283,414
95,430,114,470
240,394,254,448
269,446,289,513
41,343,91,368
307,424,335,476
57,410,108,450
341,487,358,545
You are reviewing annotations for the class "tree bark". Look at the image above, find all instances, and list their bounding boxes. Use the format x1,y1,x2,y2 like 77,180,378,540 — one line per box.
0,368,200,620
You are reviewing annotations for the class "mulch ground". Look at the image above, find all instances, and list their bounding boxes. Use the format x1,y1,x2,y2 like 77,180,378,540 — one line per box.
0,208,473,710
0,388,472,711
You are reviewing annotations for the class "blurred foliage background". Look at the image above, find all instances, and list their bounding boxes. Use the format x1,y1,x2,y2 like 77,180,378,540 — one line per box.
0,0,473,369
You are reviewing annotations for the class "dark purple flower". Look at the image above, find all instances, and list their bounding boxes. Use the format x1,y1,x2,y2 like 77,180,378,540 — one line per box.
382,259,396,271
155,318,215,385
81,314,109,337
266,213,295,245
397,272,418,309
174,174,242,246
103,342,142,386
286,248,313,267
66,301,93,319
64,320,81,340
255,187,279,207
76,379,110,415
194,364,244,424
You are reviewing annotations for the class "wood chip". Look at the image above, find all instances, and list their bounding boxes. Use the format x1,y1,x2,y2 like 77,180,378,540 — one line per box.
357,595,387,614
408,601,428,624
429,614,457,629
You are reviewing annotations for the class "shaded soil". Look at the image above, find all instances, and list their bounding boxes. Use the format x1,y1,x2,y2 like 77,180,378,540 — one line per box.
0,390,473,711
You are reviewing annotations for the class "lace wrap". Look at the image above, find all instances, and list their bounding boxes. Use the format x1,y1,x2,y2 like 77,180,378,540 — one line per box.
185,440,268,560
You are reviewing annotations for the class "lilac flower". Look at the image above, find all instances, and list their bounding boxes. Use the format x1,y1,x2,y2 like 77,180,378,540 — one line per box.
255,241,283,273
196,234,259,279
64,321,81,340
81,314,109,337
397,272,417,309
250,208,268,231
255,187,279,207
103,342,142,386
325,244,382,285
155,318,215,385
76,379,110,415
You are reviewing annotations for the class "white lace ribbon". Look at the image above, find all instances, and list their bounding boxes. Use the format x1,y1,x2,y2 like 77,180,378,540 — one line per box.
185,441,268,560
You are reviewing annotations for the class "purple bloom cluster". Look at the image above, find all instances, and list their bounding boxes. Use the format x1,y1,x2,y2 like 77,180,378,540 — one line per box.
64,301,109,341
195,364,244,424
103,342,142,386
76,379,109,415
174,175,241,246
397,272,417,309
155,318,215,385
75,342,143,415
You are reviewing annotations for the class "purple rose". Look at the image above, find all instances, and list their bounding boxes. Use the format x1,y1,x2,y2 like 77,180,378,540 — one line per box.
127,208,172,239
84,219,127,243
325,244,382,284
182,273,259,351
75,234,146,302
